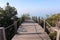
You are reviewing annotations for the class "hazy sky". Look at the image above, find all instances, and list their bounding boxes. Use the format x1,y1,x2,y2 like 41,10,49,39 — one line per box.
0,0,60,18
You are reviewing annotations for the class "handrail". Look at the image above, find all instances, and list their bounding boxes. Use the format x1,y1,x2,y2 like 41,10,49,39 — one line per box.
45,21,52,27
39,18,53,33
4,19,20,40
5,24,14,30
40,18,52,27
5,19,20,30
40,19,60,40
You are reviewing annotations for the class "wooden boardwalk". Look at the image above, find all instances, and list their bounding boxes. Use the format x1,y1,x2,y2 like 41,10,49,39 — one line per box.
12,20,51,40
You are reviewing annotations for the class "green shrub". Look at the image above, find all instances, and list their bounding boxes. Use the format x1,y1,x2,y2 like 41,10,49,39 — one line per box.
49,32,57,40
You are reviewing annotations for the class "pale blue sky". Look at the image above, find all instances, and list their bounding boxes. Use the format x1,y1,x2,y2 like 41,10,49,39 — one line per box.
0,0,60,18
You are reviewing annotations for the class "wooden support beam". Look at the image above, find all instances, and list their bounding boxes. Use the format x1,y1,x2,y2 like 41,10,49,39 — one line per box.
0,27,6,40
14,21,17,34
44,20,45,31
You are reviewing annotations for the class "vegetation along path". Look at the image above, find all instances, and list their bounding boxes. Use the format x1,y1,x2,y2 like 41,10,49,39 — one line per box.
12,20,51,40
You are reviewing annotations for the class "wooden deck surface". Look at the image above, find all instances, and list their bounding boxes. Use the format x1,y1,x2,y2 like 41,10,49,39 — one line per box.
12,20,51,40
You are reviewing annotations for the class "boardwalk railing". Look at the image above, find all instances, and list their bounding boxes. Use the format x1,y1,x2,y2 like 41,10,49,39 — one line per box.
0,19,20,40
40,18,60,40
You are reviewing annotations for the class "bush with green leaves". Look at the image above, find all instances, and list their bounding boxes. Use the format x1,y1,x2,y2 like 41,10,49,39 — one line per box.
0,3,18,27
49,32,57,40
46,14,60,27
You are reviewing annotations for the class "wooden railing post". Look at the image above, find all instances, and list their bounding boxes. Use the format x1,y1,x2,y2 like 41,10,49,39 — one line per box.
56,31,60,40
14,21,17,34
44,20,45,31
51,27,60,40
0,27,6,40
